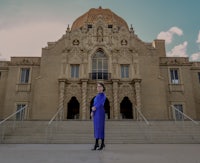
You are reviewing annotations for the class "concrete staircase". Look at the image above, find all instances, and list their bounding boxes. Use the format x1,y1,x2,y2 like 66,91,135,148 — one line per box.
1,120,200,144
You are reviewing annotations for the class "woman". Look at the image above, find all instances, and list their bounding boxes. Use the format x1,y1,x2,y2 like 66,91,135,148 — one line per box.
91,82,106,150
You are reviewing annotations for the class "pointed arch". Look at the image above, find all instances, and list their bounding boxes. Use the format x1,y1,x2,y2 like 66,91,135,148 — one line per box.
118,84,136,106
120,96,133,119
65,84,81,103
67,96,80,119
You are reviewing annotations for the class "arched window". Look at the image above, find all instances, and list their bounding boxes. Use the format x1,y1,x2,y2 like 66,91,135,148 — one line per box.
91,49,109,80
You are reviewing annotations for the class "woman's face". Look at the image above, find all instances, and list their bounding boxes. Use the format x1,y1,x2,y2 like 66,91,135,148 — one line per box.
97,84,103,93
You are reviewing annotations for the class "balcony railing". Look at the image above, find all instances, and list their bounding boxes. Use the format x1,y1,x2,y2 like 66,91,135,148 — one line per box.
16,83,31,92
89,72,111,80
168,84,184,92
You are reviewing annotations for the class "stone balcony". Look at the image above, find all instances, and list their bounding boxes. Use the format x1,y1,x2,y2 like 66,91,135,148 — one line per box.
168,84,184,92
16,84,31,92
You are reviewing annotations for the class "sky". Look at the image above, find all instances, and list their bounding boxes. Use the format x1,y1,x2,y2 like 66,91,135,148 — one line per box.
0,0,200,61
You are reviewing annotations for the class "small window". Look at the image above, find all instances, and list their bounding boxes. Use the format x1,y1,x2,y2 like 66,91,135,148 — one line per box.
71,65,79,78
173,104,183,120
170,69,179,84
16,104,26,120
198,72,200,83
20,68,30,83
121,65,129,78
88,24,92,28
108,25,113,28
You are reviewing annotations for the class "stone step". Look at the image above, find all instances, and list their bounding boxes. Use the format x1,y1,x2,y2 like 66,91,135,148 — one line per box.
1,121,200,144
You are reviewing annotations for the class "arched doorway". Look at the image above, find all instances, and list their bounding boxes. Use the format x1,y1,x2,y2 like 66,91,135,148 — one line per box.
90,97,110,119
120,97,133,119
67,96,80,119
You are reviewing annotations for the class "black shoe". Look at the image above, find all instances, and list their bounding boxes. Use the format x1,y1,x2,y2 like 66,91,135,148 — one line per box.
91,145,99,150
97,144,105,150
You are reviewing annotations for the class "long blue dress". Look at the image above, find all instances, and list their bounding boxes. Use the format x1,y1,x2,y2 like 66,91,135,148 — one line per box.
92,92,106,139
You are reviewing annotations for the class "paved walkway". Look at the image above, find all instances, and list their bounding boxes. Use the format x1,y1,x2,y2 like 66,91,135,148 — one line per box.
0,144,200,163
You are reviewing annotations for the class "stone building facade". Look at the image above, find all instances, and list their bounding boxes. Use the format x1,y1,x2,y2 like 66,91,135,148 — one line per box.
0,7,200,121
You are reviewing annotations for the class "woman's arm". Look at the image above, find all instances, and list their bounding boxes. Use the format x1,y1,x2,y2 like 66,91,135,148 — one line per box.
93,94,106,109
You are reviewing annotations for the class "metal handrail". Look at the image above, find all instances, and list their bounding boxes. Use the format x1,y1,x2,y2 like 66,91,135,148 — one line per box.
0,105,28,141
136,107,150,125
0,105,27,125
48,106,64,125
171,105,199,125
46,106,64,142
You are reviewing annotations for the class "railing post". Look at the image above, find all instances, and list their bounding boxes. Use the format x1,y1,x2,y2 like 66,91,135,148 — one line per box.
47,97,69,141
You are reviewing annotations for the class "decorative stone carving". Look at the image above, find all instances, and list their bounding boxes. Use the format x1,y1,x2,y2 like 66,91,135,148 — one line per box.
87,33,93,47
112,80,119,119
9,58,41,66
87,85,98,100
65,84,81,103
81,80,88,120
112,25,119,33
97,26,104,42
106,33,113,46
68,47,82,63
118,84,135,105
133,79,142,111
118,48,132,63
133,61,139,76
81,24,88,33
73,39,80,46
121,39,128,46
159,57,191,66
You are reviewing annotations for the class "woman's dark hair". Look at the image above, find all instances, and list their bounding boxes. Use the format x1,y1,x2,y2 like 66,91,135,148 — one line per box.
98,82,106,92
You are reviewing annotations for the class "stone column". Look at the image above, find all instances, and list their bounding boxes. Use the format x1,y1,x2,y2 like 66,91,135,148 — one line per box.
58,79,66,120
81,79,88,120
112,79,119,120
133,79,142,119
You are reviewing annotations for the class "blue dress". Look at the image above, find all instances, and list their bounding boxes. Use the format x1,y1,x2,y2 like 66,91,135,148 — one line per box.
92,93,106,139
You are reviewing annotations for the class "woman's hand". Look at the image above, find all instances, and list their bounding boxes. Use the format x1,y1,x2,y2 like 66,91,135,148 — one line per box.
90,112,93,117
92,106,96,111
